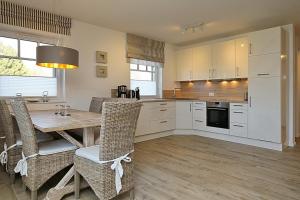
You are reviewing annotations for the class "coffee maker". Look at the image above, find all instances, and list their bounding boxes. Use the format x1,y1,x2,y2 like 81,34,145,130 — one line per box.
118,85,127,98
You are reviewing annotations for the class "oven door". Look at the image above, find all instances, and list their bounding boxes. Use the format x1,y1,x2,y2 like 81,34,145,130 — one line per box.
207,107,229,129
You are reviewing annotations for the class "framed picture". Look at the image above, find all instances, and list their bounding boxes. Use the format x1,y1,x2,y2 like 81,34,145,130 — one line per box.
96,51,107,64
96,65,108,78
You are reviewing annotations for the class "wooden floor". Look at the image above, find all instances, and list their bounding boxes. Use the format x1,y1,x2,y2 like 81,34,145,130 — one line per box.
1,135,300,200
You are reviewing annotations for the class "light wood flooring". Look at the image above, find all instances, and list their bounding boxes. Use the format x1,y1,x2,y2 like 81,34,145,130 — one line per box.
1,135,300,200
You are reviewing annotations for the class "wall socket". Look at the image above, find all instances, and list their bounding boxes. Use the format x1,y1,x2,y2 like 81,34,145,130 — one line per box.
209,92,215,97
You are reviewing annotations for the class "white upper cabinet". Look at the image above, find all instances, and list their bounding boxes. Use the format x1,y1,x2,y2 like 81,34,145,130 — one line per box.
193,45,211,80
176,48,193,81
235,37,249,78
249,27,282,56
175,37,249,81
249,53,281,78
211,40,236,80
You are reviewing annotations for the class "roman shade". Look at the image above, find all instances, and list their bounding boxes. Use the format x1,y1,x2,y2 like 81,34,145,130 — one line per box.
0,0,71,35
127,33,165,64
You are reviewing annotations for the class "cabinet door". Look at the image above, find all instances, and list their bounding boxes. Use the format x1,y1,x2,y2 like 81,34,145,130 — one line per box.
235,37,249,78
212,40,236,79
176,101,193,129
249,53,281,78
193,45,211,80
176,48,193,81
249,27,282,56
248,77,281,143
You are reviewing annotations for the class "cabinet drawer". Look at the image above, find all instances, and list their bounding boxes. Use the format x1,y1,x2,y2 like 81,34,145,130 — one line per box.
230,103,248,110
230,110,247,124
230,123,247,138
151,119,175,133
193,101,206,108
193,119,207,131
193,107,206,120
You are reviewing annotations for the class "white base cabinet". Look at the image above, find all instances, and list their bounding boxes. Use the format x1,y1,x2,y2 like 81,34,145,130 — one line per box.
176,101,193,129
230,103,248,138
192,101,207,131
136,101,175,136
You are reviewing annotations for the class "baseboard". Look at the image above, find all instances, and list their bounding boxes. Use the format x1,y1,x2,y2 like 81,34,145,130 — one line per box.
174,129,283,151
135,130,174,143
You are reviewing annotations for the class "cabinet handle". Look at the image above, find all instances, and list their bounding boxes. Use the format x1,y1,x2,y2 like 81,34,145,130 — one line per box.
208,69,211,79
233,111,243,114
233,105,243,107
249,43,252,55
257,73,270,76
195,108,204,111
195,120,203,123
249,96,252,108
160,121,168,124
233,125,244,128
236,67,240,77
190,103,192,112
160,109,167,112
160,103,167,106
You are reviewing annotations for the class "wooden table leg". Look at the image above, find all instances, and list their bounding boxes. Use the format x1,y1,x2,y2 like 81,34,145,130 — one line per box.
45,128,95,200
83,127,95,147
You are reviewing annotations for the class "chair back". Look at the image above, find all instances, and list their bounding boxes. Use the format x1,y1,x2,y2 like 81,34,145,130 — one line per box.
89,97,119,113
10,100,38,156
0,100,17,147
98,101,142,161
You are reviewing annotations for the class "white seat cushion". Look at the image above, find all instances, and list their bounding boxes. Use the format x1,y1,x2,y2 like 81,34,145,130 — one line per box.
16,131,54,146
75,145,100,163
38,139,77,155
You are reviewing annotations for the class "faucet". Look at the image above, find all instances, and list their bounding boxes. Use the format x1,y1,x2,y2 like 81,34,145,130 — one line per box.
173,88,181,98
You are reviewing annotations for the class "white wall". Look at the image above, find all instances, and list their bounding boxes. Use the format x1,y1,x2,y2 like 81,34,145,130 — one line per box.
64,20,176,110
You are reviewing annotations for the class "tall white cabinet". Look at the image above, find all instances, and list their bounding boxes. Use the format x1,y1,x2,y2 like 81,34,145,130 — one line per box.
248,27,287,144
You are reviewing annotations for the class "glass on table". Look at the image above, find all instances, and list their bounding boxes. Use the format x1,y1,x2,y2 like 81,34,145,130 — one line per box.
64,105,71,116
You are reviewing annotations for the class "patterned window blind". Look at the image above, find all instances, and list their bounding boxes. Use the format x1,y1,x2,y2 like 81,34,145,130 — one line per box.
0,0,71,35
127,33,165,64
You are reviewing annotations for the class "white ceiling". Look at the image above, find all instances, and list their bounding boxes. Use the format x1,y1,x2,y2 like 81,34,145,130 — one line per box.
8,0,300,45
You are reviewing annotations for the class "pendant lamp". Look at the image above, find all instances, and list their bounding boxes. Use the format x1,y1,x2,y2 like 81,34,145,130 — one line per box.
36,46,79,69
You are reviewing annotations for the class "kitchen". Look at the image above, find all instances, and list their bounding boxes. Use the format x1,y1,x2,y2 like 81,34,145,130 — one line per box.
0,0,299,200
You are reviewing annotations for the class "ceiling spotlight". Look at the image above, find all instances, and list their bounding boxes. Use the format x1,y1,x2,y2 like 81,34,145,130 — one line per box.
181,22,205,34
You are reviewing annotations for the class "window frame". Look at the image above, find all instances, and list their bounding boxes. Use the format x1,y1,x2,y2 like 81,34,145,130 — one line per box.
130,63,161,98
0,30,64,98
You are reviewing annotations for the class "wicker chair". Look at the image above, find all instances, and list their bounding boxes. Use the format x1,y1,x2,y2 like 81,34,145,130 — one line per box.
10,100,77,200
71,97,119,142
0,100,53,183
74,101,142,200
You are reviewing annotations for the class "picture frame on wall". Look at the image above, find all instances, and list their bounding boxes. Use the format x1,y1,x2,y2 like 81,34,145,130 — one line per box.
96,51,108,64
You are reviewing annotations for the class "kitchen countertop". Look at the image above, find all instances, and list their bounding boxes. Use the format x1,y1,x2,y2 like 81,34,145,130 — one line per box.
139,98,248,104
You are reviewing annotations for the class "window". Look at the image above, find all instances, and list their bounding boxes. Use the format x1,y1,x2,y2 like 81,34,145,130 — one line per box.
130,61,162,96
0,35,58,97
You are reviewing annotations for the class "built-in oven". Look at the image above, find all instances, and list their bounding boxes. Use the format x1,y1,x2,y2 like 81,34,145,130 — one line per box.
207,102,229,129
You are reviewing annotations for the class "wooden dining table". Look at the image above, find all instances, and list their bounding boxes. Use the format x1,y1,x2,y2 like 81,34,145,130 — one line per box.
28,109,102,200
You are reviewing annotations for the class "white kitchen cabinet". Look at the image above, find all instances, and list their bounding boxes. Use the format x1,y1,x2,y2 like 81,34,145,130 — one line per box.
248,77,282,143
249,27,282,56
192,101,207,131
249,53,281,78
193,45,211,80
176,48,193,81
235,37,249,78
176,101,193,129
136,101,176,136
230,103,248,138
211,40,236,79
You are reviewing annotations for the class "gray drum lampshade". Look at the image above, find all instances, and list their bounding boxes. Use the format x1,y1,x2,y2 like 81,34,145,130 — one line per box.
36,46,79,69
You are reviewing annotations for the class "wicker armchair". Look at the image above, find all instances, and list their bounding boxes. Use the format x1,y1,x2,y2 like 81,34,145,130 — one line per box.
0,100,53,184
74,101,142,200
10,100,77,200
